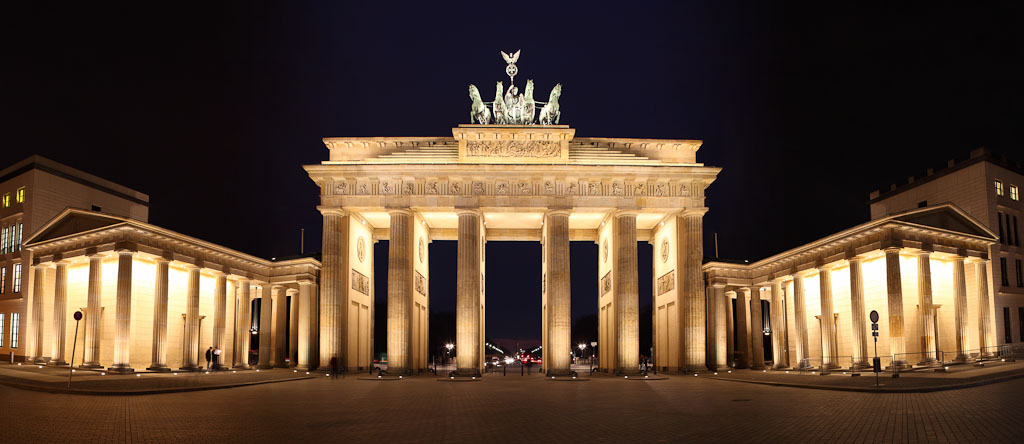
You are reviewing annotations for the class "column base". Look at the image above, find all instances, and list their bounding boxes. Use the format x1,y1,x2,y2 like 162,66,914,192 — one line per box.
613,368,645,376
273,363,289,369
212,363,231,371
147,364,172,372
32,357,49,364
106,365,134,373
750,363,766,371
179,365,203,372
81,362,104,369
295,365,316,371
916,358,938,366
255,364,274,369
232,363,251,370
47,359,68,366
545,368,576,377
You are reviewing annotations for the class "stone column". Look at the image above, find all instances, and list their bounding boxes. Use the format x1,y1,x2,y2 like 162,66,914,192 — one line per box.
792,274,810,368
976,260,995,356
725,290,734,368
916,251,936,364
734,289,749,369
713,284,728,370
749,286,765,370
679,209,707,371
770,279,788,368
288,288,299,366
297,279,317,370
147,258,170,371
388,209,414,374
211,271,228,370
29,265,47,363
48,261,69,365
614,211,640,374
272,286,288,367
818,267,838,369
108,250,134,373
83,254,103,368
257,284,273,369
848,258,869,368
885,248,908,367
179,265,201,371
233,279,251,369
455,210,483,376
318,208,346,370
544,210,571,376
952,256,969,362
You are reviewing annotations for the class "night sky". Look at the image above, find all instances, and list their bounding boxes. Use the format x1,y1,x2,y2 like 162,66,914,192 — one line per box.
4,2,1022,342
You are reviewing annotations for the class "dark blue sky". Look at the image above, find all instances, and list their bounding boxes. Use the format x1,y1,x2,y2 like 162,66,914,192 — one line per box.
4,1,1022,339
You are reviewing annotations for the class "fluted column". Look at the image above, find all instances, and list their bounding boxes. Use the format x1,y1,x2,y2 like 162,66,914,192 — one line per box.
725,290,734,368
916,252,937,364
211,271,228,369
818,267,838,369
544,211,571,376
82,254,104,368
29,265,47,363
976,260,995,356
734,289,749,369
108,250,134,373
614,212,640,374
297,279,317,370
288,288,299,366
179,265,201,371
256,284,273,369
770,279,788,368
749,286,765,370
848,258,869,368
952,256,969,362
233,279,251,369
318,207,346,370
388,209,415,374
48,261,69,365
712,284,728,370
679,209,707,371
792,275,810,368
885,248,908,367
455,210,483,376
272,286,288,367
147,258,170,371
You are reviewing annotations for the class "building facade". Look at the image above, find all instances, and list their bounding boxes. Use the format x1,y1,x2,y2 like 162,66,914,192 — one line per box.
0,156,149,361
869,148,1024,346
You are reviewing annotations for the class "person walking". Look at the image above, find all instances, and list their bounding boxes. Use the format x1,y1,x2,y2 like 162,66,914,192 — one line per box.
213,347,222,370
205,346,213,371
329,356,339,379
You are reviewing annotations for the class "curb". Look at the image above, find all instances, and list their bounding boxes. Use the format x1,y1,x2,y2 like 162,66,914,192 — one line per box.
0,376,315,396
706,370,1024,393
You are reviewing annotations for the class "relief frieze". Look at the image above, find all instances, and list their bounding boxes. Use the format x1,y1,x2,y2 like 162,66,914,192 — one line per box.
464,140,560,158
601,271,612,296
657,270,675,296
351,269,370,295
415,271,427,296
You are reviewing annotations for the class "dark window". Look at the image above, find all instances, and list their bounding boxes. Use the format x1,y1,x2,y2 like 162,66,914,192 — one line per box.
917,200,928,208
1015,215,1021,247
1019,308,1024,342
1004,307,1012,343
998,212,1005,244
1018,259,1024,288
1001,258,1010,286
91,205,101,212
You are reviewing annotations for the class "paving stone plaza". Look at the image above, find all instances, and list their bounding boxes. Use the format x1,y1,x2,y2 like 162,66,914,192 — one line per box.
2,363,1023,443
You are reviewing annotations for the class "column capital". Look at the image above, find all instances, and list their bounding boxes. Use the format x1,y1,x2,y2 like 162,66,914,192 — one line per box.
209,269,226,277
817,262,840,272
680,207,708,218
386,208,413,217
613,209,639,218
916,250,932,258
456,208,482,217
883,246,902,254
114,248,136,255
286,288,299,296
545,208,572,217
296,278,315,286
317,206,347,217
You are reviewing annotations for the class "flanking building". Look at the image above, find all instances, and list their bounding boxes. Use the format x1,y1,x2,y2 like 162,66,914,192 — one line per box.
869,148,1024,347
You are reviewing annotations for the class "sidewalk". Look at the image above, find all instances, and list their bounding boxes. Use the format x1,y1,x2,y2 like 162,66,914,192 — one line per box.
0,363,316,395
706,361,1024,392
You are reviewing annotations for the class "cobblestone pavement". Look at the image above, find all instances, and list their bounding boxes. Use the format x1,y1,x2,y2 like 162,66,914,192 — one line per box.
2,370,1022,443
707,361,1024,391
0,364,312,393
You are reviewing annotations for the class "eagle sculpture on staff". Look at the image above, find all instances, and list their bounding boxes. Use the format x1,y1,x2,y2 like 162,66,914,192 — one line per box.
467,50,563,125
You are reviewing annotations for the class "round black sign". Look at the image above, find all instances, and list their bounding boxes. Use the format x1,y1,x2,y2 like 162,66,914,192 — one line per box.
869,310,879,323
73,310,83,321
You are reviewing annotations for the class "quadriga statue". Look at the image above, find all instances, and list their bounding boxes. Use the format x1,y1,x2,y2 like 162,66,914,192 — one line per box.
468,85,491,124
539,83,562,125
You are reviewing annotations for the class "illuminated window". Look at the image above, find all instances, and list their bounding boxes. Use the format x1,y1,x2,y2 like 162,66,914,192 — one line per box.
1012,185,1020,201
12,264,20,293
15,187,24,203
1,226,7,254
0,313,4,347
1,267,5,293
1,193,8,207
995,180,1004,196
10,313,18,348
16,222,22,251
